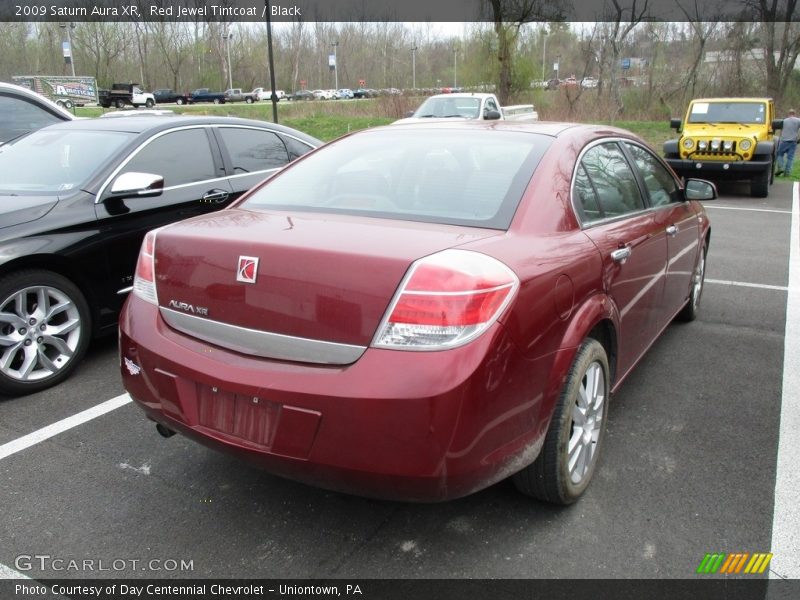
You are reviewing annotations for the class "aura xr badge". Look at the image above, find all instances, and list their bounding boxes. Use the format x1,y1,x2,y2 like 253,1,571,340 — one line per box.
237,256,259,283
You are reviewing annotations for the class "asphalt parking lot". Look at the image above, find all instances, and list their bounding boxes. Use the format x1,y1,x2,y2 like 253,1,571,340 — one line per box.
0,181,798,589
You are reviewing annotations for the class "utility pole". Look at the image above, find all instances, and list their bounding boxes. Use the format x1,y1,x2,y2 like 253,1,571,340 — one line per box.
331,41,339,90
412,43,418,89
59,22,76,76
222,29,233,90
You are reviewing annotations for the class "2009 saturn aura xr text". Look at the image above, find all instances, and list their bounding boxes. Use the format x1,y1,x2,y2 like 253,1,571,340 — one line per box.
120,122,715,503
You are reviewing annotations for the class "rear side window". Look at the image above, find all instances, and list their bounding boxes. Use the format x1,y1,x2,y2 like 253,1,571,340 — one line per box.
579,142,644,219
217,127,290,172
573,164,603,222
121,128,216,187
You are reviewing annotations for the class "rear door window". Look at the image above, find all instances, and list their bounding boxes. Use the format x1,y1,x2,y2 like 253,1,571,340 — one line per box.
579,142,644,219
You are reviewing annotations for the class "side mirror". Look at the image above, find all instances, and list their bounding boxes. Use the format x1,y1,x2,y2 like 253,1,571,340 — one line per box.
405,110,414,118
771,119,784,132
684,178,717,201
485,109,502,120
670,118,682,132
109,172,164,199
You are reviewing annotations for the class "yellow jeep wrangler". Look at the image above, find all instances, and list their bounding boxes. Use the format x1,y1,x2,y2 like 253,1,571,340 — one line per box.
664,98,783,197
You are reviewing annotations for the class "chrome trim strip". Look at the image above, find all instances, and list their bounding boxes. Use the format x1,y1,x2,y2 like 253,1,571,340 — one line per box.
117,286,134,295
159,307,366,365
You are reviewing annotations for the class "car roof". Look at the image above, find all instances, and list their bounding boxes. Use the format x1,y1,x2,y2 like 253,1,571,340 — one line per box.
378,120,632,139
35,115,322,144
427,92,495,100
690,97,773,103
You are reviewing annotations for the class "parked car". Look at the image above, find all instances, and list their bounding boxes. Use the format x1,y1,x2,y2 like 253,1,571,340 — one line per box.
289,90,314,101
581,77,599,89
153,89,191,105
353,88,372,98
0,116,320,396
119,122,715,504
394,93,537,124
335,89,354,99
0,81,73,146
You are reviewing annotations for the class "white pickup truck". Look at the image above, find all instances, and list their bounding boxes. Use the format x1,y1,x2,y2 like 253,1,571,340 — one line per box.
393,93,538,124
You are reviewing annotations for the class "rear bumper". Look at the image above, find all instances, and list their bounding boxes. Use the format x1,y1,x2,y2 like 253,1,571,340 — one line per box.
119,295,564,502
665,157,771,180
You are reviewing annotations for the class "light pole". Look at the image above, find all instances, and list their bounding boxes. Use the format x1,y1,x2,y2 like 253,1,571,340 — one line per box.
453,45,458,89
222,31,233,90
331,41,339,90
59,22,76,77
411,43,418,90
541,31,547,81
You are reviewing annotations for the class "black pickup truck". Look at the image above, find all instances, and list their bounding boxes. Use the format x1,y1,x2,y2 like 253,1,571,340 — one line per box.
190,88,226,104
153,89,192,105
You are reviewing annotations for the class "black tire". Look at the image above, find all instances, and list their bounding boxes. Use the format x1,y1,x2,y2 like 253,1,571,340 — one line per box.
115,99,125,109
145,98,154,108
513,338,610,504
0,270,91,396
63,100,73,110
676,239,707,322
751,165,770,198
213,98,221,105
176,98,184,105
246,97,254,104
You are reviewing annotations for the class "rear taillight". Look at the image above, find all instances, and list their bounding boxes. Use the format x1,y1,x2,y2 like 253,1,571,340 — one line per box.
373,249,518,350
132,230,158,304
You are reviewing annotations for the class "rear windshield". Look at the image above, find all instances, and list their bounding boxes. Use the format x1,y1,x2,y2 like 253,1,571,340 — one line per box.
240,129,550,229
687,102,767,124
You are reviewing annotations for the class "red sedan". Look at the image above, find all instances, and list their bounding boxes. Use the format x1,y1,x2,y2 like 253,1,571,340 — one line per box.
119,122,714,503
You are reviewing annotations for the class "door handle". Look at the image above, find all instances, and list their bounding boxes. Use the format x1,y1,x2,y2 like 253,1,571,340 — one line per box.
611,247,632,263
202,190,229,204
665,225,678,237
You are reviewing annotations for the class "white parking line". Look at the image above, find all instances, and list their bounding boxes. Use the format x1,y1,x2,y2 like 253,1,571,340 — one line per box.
703,205,791,214
705,279,789,292
771,182,800,579
0,393,131,461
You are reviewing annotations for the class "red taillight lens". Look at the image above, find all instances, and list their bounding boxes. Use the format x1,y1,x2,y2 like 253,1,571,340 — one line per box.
373,250,518,350
132,230,158,304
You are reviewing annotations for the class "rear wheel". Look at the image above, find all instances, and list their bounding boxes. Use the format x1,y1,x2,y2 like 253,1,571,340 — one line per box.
513,338,610,504
0,270,91,396
63,100,73,110
176,98,184,105
213,98,221,105
145,98,154,108
115,99,125,109
246,97,254,104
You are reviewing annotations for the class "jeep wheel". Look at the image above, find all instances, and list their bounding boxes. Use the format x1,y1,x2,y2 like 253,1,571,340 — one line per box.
751,165,770,198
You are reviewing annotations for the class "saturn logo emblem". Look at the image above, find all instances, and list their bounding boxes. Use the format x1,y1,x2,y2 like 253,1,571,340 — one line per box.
237,256,259,283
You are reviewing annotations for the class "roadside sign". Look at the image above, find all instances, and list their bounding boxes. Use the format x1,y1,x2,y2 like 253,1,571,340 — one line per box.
622,58,631,70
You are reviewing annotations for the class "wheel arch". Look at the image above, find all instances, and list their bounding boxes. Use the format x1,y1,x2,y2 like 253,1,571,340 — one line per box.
0,254,101,337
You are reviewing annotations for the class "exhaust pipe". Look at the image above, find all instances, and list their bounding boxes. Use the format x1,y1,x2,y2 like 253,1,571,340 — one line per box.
155,423,176,438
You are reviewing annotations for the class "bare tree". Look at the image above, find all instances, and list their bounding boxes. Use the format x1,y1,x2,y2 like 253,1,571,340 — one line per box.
748,0,800,102
484,0,563,105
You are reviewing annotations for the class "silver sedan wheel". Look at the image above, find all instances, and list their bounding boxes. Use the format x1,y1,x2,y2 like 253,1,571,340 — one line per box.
0,285,82,382
568,361,606,485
